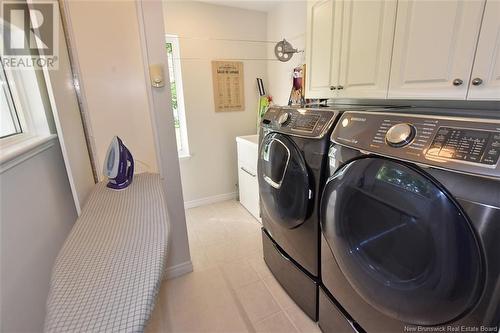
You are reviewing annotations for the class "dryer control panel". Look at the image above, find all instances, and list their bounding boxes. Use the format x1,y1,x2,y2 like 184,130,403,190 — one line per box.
428,127,500,165
332,111,500,178
261,107,338,139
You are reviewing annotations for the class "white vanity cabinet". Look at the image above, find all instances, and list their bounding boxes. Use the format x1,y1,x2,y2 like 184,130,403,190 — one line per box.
236,135,260,222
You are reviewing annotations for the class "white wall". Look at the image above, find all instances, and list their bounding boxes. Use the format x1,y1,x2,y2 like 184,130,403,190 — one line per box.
163,1,267,204
266,1,307,106
64,1,159,178
1,142,77,332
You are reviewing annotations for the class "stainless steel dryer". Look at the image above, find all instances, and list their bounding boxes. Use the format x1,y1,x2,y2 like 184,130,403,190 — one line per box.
319,109,500,332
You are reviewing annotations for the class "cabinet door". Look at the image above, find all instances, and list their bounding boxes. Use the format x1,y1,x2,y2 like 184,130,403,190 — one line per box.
337,0,397,98
238,163,260,220
467,0,500,100
388,0,485,99
305,0,342,99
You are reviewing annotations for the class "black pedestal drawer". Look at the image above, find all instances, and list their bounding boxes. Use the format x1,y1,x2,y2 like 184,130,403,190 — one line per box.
318,286,358,333
262,228,318,320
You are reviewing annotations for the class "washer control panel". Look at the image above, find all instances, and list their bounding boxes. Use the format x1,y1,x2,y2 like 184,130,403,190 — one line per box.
261,107,338,138
332,111,500,178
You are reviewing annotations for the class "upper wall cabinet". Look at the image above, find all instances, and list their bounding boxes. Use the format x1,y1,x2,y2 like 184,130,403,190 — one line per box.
337,0,397,98
305,0,341,99
467,0,500,100
388,0,485,99
305,0,499,101
305,0,396,99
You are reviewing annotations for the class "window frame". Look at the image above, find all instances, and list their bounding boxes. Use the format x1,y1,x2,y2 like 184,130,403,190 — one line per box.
0,59,23,139
165,34,190,158
0,20,53,163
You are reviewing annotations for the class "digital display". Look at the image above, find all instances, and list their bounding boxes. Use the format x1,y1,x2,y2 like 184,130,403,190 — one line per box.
293,115,321,132
427,127,500,166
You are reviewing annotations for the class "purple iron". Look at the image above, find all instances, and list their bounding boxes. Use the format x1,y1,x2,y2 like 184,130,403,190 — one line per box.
103,136,134,190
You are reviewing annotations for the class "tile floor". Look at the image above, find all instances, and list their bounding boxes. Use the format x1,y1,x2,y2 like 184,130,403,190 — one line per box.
145,200,321,333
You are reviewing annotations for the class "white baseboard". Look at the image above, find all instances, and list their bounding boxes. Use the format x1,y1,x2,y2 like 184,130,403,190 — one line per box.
165,260,193,280
184,192,238,209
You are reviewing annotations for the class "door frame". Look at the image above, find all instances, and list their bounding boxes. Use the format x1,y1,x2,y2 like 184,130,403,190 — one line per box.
135,0,192,279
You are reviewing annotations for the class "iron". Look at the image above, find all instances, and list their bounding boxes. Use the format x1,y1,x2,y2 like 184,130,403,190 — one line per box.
103,136,134,190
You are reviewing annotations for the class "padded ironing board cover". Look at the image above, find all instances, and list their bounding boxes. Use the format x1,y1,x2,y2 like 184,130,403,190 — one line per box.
44,173,169,333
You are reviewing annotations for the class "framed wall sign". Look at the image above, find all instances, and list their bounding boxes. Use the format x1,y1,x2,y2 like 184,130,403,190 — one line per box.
212,61,245,112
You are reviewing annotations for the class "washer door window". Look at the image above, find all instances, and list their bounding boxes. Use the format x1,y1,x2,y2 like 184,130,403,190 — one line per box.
321,157,483,326
259,133,310,229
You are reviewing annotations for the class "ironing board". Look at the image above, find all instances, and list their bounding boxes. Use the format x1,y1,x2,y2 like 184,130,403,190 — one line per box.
44,173,169,333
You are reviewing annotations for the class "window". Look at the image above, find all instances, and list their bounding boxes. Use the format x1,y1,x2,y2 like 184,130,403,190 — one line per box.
165,34,190,158
0,10,53,166
0,60,22,138
0,19,51,151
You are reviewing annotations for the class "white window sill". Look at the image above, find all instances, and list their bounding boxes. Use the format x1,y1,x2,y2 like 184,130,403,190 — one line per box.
179,154,192,160
0,133,58,173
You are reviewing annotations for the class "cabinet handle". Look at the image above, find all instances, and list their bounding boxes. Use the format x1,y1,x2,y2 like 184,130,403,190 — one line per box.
329,85,336,90
240,166,256,178
472,78,483,86
452,78,463,86
337,85,344,90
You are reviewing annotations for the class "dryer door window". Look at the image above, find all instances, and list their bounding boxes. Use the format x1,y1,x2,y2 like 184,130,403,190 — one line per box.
259,133,311,229
321,157,483,326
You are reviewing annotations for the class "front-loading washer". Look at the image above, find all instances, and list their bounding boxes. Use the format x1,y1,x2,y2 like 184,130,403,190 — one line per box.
319,108,500,332
258,106,340,320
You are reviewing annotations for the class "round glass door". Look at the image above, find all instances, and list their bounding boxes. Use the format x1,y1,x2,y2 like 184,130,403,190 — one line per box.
259,133,310,229
321,157,484,326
